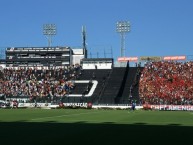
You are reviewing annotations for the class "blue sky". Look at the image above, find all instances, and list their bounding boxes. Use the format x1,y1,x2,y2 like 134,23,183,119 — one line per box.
0,0,193,60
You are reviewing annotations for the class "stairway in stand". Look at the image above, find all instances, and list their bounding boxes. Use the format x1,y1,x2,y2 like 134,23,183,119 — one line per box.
100,67,126,104
119,67,138,104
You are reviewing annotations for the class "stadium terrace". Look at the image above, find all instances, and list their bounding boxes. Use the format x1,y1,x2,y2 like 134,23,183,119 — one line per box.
0,46,193,110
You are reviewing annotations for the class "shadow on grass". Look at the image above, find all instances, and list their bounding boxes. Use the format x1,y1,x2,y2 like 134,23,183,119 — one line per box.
0,121,192,145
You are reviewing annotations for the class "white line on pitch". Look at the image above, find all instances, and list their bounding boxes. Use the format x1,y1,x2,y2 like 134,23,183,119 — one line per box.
31,111,100,121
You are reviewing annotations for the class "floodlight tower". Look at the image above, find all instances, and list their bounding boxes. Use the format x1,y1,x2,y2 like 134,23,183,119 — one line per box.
43,24,57,47
116,21,130,57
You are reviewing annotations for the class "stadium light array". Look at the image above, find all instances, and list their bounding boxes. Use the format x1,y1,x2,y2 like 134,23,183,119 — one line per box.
116,21,130,57
43,24,57,47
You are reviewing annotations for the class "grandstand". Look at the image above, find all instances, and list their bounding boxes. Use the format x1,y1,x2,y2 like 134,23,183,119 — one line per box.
139,61,193,106
0,46,193,108
0,46,142,105
5,46,87,68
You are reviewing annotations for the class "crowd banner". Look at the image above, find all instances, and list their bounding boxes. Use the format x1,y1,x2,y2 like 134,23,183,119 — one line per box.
118,57,138,62
140,56,162,61
163,56,186,61
150,105,193,111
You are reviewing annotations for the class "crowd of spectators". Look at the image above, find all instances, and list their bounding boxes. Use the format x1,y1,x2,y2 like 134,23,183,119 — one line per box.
0,65,82,102
139,61,193,105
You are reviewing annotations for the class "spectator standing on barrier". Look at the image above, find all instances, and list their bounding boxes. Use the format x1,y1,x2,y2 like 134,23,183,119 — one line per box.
131,100,136,111
34,100,37,108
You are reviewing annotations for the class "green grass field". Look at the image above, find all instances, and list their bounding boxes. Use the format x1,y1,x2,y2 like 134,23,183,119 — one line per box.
0,109,193,145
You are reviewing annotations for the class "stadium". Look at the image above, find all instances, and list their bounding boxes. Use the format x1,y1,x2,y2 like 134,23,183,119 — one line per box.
1,1,193,143
0,26,193,145
0,42,193,110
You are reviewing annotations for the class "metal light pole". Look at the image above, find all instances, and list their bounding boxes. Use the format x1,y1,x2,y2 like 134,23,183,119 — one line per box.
82,26,87,58
43,24,57,47
116,21,130,57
